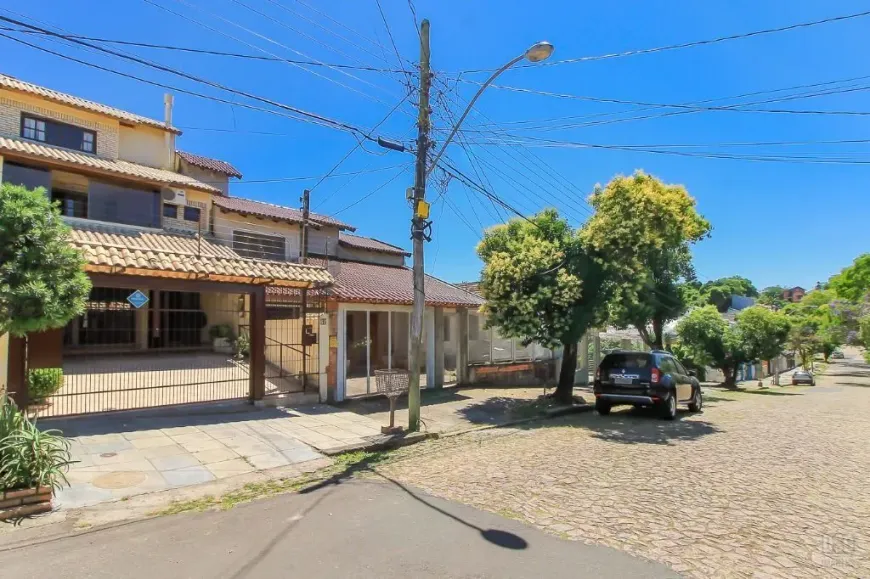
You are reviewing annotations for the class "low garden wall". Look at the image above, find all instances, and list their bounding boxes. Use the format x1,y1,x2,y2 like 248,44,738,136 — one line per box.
467,359,556,387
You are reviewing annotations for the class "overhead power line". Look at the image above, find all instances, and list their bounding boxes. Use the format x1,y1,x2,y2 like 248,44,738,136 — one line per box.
0,27,408,72
0,15,381,140
456,9,870,73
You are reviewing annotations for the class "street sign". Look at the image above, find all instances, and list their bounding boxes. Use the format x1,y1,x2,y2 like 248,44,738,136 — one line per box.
126,290,149,309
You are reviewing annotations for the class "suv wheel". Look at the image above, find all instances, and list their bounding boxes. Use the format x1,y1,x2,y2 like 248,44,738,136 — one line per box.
660,393,677,420
688,388,702,412
595,399,611,416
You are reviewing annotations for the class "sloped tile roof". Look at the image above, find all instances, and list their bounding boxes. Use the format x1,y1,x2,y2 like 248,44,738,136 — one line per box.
269,259,484,307
67,218,332,287
339,232,409,256
177,150,242,178
0,136,221,194
0,73,179,133
455,281,482,295
213,196,355,231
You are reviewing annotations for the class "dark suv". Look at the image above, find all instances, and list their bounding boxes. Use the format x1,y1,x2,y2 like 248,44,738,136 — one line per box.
593,350,702,420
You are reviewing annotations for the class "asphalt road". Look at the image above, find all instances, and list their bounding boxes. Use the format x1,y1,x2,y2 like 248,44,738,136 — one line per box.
0,478,677,578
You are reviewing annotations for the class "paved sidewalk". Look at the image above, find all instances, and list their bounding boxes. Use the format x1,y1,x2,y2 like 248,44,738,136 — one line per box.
45,403,384,508
341,386,564,434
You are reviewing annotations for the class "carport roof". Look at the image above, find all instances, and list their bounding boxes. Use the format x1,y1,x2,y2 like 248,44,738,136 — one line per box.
67,218,333,288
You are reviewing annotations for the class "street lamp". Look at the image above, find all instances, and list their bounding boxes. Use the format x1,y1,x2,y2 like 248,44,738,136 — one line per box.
407,31,554,433
426,40,555,176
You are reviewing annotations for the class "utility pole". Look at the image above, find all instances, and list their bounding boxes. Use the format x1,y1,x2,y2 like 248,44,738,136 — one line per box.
408,19,431,432
300,189,310,387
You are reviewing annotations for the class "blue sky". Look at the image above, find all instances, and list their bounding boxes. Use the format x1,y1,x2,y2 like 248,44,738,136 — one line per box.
2,0,869,289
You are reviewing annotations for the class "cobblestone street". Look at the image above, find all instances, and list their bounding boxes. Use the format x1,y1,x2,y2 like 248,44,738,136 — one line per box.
381,355,870,578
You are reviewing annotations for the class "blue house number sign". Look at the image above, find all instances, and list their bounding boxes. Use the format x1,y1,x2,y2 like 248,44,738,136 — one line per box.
127,290,150,309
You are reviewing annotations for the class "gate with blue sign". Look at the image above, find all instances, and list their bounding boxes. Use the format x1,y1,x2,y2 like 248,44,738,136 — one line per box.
41,286,254,417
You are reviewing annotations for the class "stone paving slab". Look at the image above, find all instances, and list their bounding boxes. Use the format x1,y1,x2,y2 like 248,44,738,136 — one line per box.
43,402,384,509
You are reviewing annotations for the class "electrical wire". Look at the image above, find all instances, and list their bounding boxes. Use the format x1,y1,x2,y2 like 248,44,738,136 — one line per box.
329,165,411,216
0,16,379,140
374,0,414,85
0,26,408,72
455,9,870,73
225,0,402,102
143,0,397,107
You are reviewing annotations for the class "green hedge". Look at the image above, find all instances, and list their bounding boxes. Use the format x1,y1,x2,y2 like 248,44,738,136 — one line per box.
27,368,63,403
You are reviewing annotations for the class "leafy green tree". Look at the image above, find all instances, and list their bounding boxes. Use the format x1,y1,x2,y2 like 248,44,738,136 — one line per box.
829,254,870,302
581,171,711,350
861,316,870,348
757,286,788,309
0,183,90,336
676,306,790,387
676,306,748,388
477,210,609,403
736,306,791,363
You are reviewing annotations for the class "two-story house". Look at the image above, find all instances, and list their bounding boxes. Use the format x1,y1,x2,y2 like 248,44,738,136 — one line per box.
0,73,482,418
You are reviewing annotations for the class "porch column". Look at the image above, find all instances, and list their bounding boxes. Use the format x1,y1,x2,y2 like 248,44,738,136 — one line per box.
325,302,339,402
425,309,436,389
135,306,148,350
456,308,469,385
433,307,445,388
576,333,590,385
7,336,27,407
249,286,266,401
593,331,601,371
0,154,4,182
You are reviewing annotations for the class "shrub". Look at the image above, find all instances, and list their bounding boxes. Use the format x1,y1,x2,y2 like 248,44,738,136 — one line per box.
0,399,72,492
27,368,63,403
235,333,251,359
208,324,235,341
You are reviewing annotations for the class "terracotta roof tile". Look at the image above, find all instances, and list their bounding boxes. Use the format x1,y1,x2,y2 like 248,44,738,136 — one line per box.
0,73,179,133
67,218,332,287
338,233,409,256
270,259,484,307
0,136,221,194
177,150,242,178
213,196,355,231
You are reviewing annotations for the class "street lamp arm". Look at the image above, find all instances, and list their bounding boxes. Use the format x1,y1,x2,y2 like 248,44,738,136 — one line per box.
425,53,525,178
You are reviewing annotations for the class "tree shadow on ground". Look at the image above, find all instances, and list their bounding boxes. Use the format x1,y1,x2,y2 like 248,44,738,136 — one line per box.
739,389,803,396
561,407,721,446
832,381,870,388
455,394,581,426
338,388,473,418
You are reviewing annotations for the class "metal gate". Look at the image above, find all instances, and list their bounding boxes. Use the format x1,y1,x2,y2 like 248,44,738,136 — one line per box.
261,288,324,398
40,287,252,417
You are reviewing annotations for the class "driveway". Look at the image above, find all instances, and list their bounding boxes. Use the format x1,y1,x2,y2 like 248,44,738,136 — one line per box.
46,403,384,508
381,352,870,578
0,480,676,578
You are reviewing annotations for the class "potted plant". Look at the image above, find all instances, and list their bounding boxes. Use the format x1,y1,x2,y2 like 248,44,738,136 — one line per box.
234,332,251,360
0,399,72,520
209,324,235,354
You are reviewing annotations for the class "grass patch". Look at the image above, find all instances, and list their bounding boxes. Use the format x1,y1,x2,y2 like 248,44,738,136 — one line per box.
152,450,394,517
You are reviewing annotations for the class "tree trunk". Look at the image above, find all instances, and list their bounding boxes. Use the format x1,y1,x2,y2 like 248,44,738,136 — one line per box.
722,365,737,389
555,340,578,404
651,317,664,350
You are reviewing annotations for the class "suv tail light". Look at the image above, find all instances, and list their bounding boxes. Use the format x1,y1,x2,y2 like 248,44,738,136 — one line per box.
651,367,661,384
595,367,600,380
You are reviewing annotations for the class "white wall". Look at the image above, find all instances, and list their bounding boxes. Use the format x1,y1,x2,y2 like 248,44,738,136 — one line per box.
118,125,170,169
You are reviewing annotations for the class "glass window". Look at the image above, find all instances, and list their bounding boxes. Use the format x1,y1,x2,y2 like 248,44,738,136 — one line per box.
163,204,177,219
81,131,94,152
183,206,201,222
52,190,88,218
22,117,46,141
88,181,161,228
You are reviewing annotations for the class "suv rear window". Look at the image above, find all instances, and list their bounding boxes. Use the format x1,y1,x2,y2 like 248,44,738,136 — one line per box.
601,353,652,371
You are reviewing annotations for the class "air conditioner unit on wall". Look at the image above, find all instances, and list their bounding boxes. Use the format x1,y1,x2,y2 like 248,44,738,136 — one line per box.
162,188,187,205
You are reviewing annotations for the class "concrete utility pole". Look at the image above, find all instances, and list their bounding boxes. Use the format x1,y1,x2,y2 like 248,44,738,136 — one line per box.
300,189,310,385
408,19,431,432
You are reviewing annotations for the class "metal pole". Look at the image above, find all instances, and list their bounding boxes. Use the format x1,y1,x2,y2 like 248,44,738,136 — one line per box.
408,19,431,432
